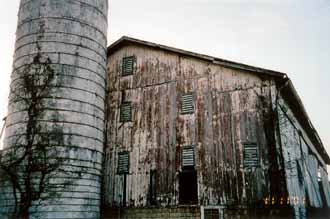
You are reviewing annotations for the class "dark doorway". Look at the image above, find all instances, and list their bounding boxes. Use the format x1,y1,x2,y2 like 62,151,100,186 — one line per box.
149,170,157,205
179,170,198,204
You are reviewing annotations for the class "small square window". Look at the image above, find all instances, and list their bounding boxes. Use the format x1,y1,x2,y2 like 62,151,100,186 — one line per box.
201,207,224,219
181,93,195,114
122,56,135,76
204,208,221,219
120,102,132,122
243,143,259,168
181,146,195,169
117,152,129,174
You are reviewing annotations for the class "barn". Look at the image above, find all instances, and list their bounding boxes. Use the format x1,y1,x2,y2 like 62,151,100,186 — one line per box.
103,37,330,219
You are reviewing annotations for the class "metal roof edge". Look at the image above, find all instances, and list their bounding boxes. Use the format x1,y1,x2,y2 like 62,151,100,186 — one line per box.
280,78,330,164
107,36,287,79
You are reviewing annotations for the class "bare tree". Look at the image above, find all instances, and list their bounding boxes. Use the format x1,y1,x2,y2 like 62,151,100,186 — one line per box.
0,54,73,219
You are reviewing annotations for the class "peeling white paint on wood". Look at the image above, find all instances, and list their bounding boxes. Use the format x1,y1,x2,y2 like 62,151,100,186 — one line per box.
104,42,330,219
277,97,330,218
105,44,279,208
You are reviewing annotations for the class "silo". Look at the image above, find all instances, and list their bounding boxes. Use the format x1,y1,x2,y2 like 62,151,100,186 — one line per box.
0,0,108,218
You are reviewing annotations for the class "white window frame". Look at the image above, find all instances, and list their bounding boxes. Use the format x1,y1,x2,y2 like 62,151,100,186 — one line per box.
200,206,224,219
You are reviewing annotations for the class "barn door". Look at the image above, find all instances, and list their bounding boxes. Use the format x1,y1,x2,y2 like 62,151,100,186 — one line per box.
179,170,198,204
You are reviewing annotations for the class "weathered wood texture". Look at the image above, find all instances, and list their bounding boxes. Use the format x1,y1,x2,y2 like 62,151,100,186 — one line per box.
276,96,330,218
105,44,282,208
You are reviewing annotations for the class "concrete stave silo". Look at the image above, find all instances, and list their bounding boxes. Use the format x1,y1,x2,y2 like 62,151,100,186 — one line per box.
0,0,108,218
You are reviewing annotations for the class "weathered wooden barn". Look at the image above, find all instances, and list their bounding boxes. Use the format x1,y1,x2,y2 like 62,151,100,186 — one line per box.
103,37,330,219
1,1,329,219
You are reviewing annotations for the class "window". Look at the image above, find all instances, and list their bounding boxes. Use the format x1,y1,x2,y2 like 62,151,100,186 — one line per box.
122,56,135,76
243,143,259,168
181,93,195,114
204,209,220,219
201,207,224,219
181,146,195,169
120,102,132,122
117,152,129,174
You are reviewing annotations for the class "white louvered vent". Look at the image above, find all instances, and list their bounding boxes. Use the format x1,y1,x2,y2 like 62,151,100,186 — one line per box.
122,56,135,76
117,152,129,174
181,93,195,114
120,102,132,122
243,143,259,168
182,146,195,168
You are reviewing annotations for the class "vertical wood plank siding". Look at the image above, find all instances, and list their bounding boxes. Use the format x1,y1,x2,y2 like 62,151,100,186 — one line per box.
276,96,330,217
105,44,281,208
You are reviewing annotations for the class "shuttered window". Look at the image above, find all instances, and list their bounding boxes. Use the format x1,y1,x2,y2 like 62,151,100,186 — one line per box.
201,207,224,219
204,209,220,219
117,152,129,174
243,143,259,168
181,93,195,114
181,146,195,168
120,102,132,122
122,56,135,76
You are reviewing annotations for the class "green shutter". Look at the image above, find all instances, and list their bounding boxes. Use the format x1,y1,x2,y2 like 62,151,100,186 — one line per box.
120,102,132,122
243,143,259,168
118,152,129,174
181,93,195,114
122,56,135,76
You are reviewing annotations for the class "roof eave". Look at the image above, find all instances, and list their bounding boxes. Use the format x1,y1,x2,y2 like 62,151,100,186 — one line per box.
280,79,330,165
107,36,287,79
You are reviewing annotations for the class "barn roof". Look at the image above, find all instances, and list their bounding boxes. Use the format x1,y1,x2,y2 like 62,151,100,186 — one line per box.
108,36,287,79
107,36,330,165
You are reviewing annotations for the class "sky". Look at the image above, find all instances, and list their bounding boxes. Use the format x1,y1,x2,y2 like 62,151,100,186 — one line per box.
0,0,329,165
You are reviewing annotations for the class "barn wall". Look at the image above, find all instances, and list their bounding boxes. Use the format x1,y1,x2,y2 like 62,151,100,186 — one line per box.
276,95,330,217
104,44,282,208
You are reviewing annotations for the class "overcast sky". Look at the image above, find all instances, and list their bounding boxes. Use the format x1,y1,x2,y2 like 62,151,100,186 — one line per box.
0,0,329,162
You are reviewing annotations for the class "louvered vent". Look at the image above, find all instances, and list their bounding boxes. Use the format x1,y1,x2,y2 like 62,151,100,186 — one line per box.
122,56,135,76
182,146,195,168
243,143,259,168
120,102,132,122
117,152,129,174
181,93,195,114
